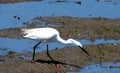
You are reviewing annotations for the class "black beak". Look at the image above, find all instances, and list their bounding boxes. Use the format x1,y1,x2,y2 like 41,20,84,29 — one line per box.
79,46,90,56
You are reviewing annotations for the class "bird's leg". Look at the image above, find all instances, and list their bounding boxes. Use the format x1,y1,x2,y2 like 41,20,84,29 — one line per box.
46,44,54,61
31,42,41,63
46,44,61,67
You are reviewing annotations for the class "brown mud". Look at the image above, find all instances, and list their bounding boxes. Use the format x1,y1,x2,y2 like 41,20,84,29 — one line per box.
0,16,120,40
33,16,120,40
0,44,120,73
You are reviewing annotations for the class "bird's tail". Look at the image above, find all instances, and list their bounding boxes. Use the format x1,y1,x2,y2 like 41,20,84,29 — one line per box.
21,28,32,34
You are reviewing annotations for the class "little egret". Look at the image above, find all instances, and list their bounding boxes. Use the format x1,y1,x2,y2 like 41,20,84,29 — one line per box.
22,27,89,62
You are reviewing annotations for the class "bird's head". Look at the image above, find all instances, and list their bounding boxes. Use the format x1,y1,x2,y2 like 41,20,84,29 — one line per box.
68,39,90,56
68,39,82,46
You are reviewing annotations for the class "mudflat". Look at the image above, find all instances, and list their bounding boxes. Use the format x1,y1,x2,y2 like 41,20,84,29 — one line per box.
0,16,120,73
0,0,120,73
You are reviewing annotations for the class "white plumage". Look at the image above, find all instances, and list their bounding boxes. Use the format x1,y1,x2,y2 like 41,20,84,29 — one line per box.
22,27,89,61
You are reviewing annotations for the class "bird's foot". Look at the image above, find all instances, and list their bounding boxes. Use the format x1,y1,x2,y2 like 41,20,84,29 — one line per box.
30,60,35,63
55,63,62,67
30,60,41,64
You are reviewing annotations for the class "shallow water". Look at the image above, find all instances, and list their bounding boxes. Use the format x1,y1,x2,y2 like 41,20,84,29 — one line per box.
67,63,120,73
0,0,120,29
0,38,120,55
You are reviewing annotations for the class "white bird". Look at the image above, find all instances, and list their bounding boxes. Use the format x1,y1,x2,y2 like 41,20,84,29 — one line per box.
22,27,89,62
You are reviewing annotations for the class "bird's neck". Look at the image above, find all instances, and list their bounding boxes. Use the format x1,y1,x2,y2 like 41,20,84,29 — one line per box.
56,35,71,44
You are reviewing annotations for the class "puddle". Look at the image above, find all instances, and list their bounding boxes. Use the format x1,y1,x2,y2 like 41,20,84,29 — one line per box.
67,63,120,73
0,0,120,29
0,38,120,55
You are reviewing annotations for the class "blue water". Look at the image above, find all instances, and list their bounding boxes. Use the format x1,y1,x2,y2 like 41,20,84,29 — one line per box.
0,0,120,29
67,63,120,73
0,38,120,55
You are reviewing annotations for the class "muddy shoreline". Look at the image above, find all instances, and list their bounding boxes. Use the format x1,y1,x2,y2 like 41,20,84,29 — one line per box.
0,44,120,73
0,16,120,40
33,16,120,40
